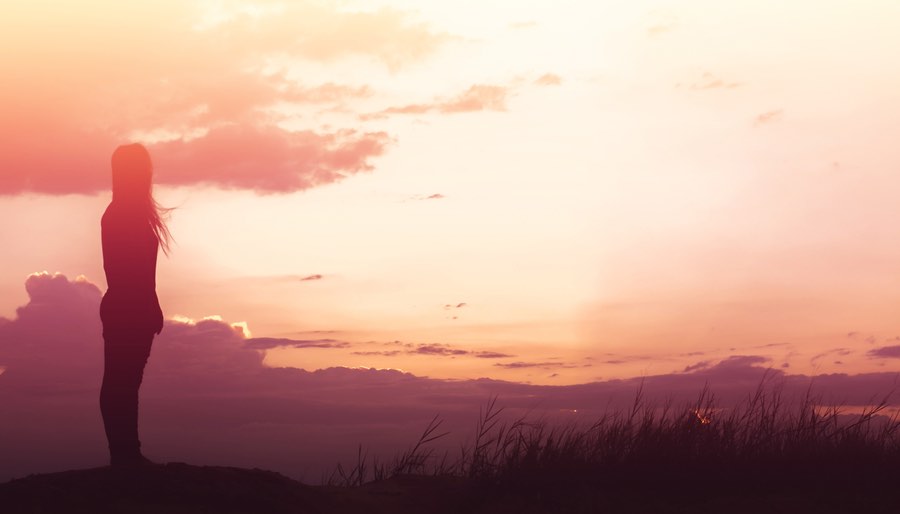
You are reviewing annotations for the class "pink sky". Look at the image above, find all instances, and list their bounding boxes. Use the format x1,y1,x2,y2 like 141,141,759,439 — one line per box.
2,0,900,389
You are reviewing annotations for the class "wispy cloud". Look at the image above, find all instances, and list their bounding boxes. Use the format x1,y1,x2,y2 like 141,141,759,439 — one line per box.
677,72,741,91
404,193,447,202
354,342,513,359
493,360,586,370
683,355,771,375
868,345,900,359
413,344,469,356
474,351,512,359
647,23,676,37
361,84,511,120
811,348,854,365
534,73,562,86
494,361,558,369
351,350,402,357
597,353,655,365
683,360,711,373
754,109,784,126
244,338,350,350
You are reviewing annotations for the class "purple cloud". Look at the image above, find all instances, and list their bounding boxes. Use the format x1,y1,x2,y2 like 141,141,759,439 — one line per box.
868,345,900,359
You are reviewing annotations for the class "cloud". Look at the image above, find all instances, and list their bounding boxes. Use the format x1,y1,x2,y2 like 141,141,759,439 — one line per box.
408,193,445,201
351,350,402,357
412,344,469,356
811,348,854,364
440,85,509,113
714,355,769,367
362,84,511,120
754,342,790,349
473,351,514,359
647,24,676,36
405,193,447,201
352,342,513,359
151,126,390,193
683,360,711,373
241,274,326,284
534,73,562,86
494,361,563,369
244,338,350,350
677,72,741,91
681,355,774,377
279,83,374,104
597,353,655,365
0,2,447,196
868,345,900,359
364,72,560,121
0,272,103,389
754,109,784,126
198,4,452,70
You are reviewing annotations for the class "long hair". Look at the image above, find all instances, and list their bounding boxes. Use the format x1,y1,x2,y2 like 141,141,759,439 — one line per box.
110,143,173,255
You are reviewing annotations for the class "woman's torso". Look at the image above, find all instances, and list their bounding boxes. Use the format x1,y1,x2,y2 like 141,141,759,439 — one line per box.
100,202,160,330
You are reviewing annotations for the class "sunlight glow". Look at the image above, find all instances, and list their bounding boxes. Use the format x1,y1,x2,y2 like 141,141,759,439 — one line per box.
171,315,197,325
230,321,252,338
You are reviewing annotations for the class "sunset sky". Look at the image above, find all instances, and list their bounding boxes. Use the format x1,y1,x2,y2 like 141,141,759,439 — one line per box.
3,0,900,387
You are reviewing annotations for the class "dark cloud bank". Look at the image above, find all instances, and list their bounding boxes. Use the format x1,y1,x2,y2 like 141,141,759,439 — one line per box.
1,274,898,483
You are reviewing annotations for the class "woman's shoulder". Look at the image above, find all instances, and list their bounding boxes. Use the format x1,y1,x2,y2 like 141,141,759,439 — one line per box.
102,202,147,233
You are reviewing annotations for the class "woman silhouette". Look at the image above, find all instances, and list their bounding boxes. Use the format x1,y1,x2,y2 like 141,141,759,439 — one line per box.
99,143,171,468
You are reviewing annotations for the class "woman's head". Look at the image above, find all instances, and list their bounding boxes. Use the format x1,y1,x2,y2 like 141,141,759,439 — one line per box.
111,143,153,202
110,143,173,254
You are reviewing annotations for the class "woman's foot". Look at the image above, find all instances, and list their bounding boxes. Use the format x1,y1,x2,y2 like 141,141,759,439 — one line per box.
110,452,156,469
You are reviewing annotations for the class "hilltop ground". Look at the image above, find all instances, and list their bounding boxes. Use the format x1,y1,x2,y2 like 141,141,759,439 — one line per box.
1,461,898,514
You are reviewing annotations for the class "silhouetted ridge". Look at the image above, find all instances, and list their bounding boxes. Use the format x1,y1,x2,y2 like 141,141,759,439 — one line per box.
0,463,325,514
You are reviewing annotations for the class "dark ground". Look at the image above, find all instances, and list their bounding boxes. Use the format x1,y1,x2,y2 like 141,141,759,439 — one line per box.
1,462,898,514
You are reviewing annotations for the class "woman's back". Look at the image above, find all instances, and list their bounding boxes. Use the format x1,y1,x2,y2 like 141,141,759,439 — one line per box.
100,200,162,334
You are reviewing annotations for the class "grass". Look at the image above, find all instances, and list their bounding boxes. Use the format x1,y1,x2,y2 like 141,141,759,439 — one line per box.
325,376,900,512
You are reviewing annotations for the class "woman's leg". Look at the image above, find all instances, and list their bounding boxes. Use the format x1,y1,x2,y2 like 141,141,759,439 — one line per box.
99,327,154,466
